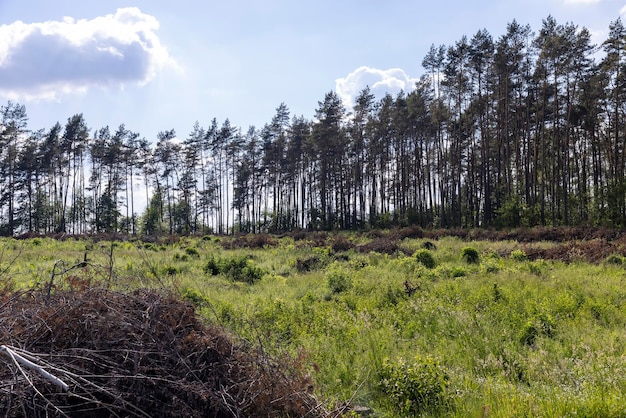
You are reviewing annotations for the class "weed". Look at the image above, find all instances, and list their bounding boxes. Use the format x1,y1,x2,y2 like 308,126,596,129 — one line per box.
604,254,624,265
422,240,437,250
184,247,200,257
162,264,179,276
221,255,266,284
205,254,221,275
327,266,352,294
181,287,206,305
204,254,267,283
510,249,528,261
375,355,449,415
519,312,555,346
461,246,480,264
414,249,436,269
483,261,500,274
450,266,467,277
296,256,323,272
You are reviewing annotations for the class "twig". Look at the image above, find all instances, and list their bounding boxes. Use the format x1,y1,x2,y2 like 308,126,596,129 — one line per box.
0,345,69,392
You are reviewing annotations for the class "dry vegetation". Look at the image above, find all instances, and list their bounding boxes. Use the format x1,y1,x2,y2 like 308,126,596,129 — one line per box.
0,287,327,417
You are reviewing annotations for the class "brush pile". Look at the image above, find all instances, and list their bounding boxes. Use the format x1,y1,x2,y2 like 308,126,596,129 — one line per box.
0,287,327,417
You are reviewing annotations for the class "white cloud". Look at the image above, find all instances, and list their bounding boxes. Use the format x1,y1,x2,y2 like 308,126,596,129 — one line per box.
0,7,178,100
335,66,419,112
621,4,626,15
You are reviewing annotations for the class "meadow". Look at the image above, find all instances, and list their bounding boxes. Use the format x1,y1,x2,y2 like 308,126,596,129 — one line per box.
1,231,625,417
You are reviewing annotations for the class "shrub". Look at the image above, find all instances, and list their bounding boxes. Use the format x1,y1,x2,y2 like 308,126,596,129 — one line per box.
162,264,179,276
327,268,352,294
483,261,500,274
296,256,323,272
173,252,189,262
604,254,624,265
461,246,480,264
510,249,528,262
221,255,266,284
528,261,545,276
204,254,222,275
376,355,449,415
185,247,200,257
414,249,436,269
450,267,467,277
422,241,437,250
181,287,205,305
204,254,267,284
519,313,555,346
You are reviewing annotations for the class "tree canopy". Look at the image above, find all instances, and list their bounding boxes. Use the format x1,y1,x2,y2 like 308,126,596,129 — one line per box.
1,16,625,235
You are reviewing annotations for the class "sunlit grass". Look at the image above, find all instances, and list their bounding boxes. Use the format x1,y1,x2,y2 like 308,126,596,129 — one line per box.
1,234,625,416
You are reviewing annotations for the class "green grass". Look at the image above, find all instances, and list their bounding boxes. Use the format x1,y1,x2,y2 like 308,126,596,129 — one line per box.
1,234,625,417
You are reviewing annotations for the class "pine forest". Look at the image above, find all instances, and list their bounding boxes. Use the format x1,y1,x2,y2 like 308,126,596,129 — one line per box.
2,16,626,236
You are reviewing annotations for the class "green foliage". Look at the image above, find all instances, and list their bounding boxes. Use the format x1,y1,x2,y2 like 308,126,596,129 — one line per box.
204,254,267,284
450,266,467,277
222,256,266,284
204,254,221,275
604,254,624,265
414,249,436,269
519,312,555,346
181,287,206,305
161,264,179,276
327,265,352,294
375,355,449,416
510,249,528,261
141,191,165,235
184,247,200,257
482,261,500,274
461,246,480,264
6,235,626,417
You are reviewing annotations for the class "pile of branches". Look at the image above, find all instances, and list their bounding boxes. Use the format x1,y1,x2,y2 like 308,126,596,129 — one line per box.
0,288,328,417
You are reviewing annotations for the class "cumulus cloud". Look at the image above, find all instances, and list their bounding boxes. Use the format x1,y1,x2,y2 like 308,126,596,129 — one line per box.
0,7,177,100
335,66,420,112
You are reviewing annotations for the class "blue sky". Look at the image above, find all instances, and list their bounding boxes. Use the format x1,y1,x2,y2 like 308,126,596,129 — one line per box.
0,0,623,140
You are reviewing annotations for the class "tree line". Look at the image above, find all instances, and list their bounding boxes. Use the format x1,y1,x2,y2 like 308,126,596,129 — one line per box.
1,15,626,236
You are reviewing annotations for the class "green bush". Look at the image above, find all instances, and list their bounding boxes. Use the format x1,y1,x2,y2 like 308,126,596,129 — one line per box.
204,254,221,275
204,254,267,284
519,312,555,346
461,246,480,264
483,261,500,274
221,255,266,284
162,264,179,275
185,247,200,257
327,268,352,294
414,249,436,269
181,287,205,305
510,249,528,262
376,355,449,415
604,254,624,265
450,266,467,277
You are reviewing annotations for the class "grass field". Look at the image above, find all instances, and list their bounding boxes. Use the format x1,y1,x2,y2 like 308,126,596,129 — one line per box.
1,232,625,417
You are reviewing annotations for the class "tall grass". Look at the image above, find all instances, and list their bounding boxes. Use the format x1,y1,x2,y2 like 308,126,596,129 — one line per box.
3,234,625,416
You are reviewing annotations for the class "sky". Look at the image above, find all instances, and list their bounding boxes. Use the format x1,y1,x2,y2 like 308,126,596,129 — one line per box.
0,0,623,141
